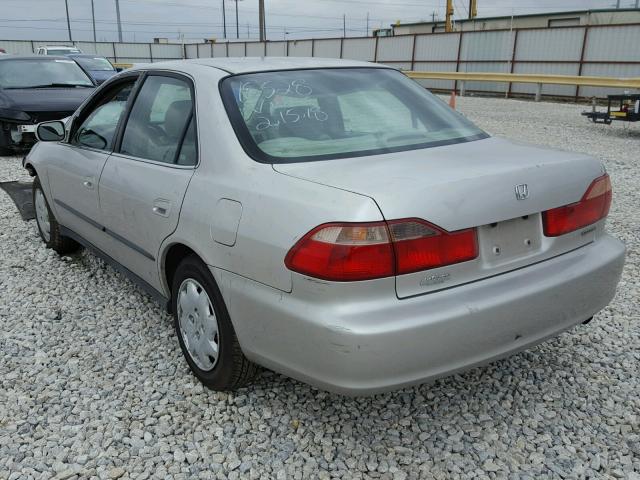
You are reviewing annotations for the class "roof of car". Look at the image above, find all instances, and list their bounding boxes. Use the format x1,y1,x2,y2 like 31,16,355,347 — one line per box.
41,46,79,49
142,57,388,75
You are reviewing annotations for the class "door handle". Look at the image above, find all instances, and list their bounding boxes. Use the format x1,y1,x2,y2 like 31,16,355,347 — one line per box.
83,179,94,189
152,206,167,216
152,199,171,218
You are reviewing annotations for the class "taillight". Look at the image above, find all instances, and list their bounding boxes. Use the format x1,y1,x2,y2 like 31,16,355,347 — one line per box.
285,219,478,282
543,174,612,237
388,219,478,275
284,222,395,281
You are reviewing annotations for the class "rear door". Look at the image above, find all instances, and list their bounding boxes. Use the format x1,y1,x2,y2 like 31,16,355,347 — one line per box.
46,75,139,250
98,72,197,291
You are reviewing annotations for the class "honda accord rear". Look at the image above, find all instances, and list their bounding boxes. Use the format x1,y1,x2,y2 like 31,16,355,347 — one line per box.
209,63,625,395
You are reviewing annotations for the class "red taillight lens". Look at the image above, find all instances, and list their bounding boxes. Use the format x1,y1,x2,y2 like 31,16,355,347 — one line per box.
388,219,478,275
285,219,478,281
284,222,395,281
543,174,612,237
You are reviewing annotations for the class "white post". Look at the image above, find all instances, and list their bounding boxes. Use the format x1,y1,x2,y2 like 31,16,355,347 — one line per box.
459,80,466,97
535,83,542,102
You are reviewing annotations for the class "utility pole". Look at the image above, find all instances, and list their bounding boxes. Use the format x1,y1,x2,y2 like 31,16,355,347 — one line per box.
222,0,227,38
115,0,123,42
258,0,266,41
616,0,620,8
90,0,97,42
468,0,477,19
235,0,239,39
64,0,72,41
445,0,454,32
343,14,346,37
366,12,369,36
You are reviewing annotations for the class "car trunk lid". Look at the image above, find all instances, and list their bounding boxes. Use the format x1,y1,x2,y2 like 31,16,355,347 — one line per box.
273,136,605,297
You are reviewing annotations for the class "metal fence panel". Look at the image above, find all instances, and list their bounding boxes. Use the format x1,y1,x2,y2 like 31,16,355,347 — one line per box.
75,42,98,55
114,42,150,60
414,33,459,62
584,25,640,62
413,61,457,91
377,36,413,62
459,61,510,92
342,38,375,61
95,43,116,58
511,62,580,96
246,42,265,56
380,61,412,71
0,40,34,55
580,62,640,97
460,30,514,61
266,41,287,56
197,43,212,58
515,28,584,61
313,39,341,58
288,40,313,57
185,44,198,59
213,44,227,57
228,43,246,57
151,43,183,59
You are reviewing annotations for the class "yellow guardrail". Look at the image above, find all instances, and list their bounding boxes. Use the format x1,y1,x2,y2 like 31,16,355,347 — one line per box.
405,71,640,100
112,62,133,70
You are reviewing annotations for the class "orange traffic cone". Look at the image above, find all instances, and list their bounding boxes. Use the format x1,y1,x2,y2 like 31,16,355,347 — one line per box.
449,90,456,109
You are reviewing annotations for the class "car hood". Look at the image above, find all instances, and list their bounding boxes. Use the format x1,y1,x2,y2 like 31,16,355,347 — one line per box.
0,87,93,114
272,136,604,231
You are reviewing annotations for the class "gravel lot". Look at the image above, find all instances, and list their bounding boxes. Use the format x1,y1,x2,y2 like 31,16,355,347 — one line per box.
1,96,638,480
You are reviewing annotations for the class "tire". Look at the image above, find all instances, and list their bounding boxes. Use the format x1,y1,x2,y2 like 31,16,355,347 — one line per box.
33,176,80,255
171,254,257,391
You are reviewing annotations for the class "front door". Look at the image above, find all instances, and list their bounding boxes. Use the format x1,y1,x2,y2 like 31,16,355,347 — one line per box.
47,77,138,250
98,72,198,291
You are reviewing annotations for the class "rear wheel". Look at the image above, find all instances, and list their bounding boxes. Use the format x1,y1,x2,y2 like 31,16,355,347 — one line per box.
33,176,80,254
172,255,257,390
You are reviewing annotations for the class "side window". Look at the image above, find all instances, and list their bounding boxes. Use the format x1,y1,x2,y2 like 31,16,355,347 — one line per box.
72,81,135,150
120,75,195,165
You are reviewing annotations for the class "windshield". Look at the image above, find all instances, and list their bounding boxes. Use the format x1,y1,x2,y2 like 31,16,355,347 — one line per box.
0,59,94,89
46,48,81,55
221,68,487,163
75,56,115,71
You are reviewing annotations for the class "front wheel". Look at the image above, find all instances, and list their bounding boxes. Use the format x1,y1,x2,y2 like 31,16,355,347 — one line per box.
172,255,258,390
33,176,80,254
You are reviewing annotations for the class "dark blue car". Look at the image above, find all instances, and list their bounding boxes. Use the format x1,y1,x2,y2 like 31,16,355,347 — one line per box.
68,54,118,85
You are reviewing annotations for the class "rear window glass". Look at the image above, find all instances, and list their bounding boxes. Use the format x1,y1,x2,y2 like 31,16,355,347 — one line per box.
220,68,487,163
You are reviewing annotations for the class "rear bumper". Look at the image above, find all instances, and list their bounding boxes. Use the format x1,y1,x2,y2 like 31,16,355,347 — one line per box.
215,235,625,395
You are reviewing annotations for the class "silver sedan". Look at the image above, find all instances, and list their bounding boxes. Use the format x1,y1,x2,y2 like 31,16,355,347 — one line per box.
24,58,625,395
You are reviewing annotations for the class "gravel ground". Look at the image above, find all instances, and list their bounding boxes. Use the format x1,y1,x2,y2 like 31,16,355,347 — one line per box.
1,96,638,480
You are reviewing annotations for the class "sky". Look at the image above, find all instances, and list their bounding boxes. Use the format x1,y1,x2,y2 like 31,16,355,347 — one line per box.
0,0,636,43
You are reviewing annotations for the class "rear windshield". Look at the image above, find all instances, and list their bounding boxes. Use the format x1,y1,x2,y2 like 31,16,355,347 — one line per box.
75,56,115,71
220,68,487,163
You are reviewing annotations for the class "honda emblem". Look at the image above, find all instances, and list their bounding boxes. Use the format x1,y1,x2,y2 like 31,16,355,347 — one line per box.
515,184,529,200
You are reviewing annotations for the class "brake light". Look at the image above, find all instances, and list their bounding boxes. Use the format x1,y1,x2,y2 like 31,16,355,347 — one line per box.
285,219,478,282
543,174,612,237
388,219,478,275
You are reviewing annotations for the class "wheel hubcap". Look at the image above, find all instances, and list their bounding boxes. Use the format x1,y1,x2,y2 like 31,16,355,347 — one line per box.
177,278,219,371
34,188,51,242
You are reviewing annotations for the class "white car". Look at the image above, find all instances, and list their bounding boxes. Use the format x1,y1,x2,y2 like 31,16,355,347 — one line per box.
24,58,625,395
36,45,83,56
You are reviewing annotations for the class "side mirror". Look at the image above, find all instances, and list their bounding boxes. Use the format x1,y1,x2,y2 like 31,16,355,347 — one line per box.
36,121,66,142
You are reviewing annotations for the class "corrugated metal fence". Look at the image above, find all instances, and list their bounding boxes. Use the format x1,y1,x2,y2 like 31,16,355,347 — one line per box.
2,23,640,98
